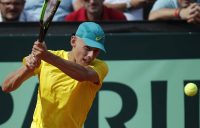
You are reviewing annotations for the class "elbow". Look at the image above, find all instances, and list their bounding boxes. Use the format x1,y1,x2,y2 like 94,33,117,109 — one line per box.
2,80,15,93
1,86,10,93
75,73,90,82
148,11,160,21
148,13,155,21
76,75,87,82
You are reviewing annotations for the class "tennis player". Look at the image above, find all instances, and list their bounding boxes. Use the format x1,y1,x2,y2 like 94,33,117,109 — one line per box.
2,22,108,128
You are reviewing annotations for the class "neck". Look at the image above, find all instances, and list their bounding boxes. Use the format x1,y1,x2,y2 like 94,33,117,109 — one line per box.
3,17,19,22
68,51,76,62
87,13,100,21
87,9,103,21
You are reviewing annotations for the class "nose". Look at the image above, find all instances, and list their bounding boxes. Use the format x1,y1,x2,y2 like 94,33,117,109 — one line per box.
8,4,16,9
88,0,95,3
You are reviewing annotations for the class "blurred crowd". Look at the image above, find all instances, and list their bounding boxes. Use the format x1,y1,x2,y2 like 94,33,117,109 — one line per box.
0,0,200,24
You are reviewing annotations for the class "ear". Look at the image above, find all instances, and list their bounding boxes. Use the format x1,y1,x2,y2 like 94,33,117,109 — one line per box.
70,35,76,47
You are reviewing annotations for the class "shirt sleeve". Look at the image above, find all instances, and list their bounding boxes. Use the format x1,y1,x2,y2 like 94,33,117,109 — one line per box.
151,0,175,12
89,59,109,86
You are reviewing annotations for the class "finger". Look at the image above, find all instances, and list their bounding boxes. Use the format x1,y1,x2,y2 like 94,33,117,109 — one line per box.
35,40,42,45
25,60,34,70
194,16,200,23
26,57,40,69
33,43,45,53
32,56,41,65
190,3,198,9
190,4,200,14
32,51,41,58
187,18,195,23
188,10,199,19
32,45,43,54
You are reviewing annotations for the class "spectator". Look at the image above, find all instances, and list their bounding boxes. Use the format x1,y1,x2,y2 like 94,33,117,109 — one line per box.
0,0,25,22
20,0,73,22
65,0,127,21
148,0,200,23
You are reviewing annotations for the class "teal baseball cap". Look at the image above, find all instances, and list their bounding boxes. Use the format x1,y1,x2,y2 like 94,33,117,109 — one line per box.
75,22,106,53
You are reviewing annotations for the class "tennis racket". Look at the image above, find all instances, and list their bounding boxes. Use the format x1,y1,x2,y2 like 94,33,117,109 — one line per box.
38,0,61,42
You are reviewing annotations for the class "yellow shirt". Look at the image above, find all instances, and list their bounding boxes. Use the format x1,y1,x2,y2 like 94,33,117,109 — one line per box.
30,50,108,128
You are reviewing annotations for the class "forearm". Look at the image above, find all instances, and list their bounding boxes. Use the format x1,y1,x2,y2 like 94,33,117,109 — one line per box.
31,41,98,83
131,0,147,9
104,3,127,11
2,65,34,93
148,8,178,20
43,51,93,82
104,1,146,11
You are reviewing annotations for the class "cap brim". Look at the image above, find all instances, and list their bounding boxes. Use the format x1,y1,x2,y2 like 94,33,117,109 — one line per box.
82,38,106,53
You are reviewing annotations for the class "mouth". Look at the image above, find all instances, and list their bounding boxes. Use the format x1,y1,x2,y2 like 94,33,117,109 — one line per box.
185,0,190,4
183,0,191,5
83,58,91,65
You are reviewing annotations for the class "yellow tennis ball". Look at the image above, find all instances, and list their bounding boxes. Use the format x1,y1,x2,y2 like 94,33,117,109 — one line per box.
184,83,198,96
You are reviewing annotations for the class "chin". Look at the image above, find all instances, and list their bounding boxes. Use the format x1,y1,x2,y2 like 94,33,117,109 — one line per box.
83,61,91,66
78,62,88,66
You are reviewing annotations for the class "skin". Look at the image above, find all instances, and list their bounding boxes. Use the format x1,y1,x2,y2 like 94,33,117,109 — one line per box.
70,36,100,66
0,0,25,21
179,2,200,23
2,36,101,93
74,0,154,11
148,0,200,23
178,0,191,8
83,0,104,20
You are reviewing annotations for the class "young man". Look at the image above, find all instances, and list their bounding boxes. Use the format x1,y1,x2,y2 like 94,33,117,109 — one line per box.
0,0,25,22
148,0,200,23
65,0,126,21
2,22,109,128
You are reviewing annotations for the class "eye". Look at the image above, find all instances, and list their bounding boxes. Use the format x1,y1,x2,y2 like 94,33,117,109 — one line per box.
93,49,100,53
84,46,91,51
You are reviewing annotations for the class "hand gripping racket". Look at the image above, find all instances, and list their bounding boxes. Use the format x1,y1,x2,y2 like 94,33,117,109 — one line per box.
38,0,61,42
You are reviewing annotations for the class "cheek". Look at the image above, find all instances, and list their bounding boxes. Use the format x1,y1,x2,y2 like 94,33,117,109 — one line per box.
75,49,87,61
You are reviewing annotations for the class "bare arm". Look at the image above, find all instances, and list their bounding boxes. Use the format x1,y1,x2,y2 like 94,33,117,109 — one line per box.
2,65,35,93
148,8,177,20
45,52,99,83
32,41,99,83
104,3,127,11
104,0,153,11
149,3,200,23
2,54,39,93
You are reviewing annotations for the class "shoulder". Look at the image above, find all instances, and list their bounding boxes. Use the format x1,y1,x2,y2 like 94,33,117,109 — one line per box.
89,59,108,83
93,59,108,66
48,50,68,58
91,59,109,73
65,8,85,21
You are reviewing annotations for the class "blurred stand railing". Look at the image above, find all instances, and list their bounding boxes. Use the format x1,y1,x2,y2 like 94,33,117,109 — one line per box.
0,21,200,36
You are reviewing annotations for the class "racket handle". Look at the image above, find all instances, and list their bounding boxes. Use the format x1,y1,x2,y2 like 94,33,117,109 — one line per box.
38,26,45,42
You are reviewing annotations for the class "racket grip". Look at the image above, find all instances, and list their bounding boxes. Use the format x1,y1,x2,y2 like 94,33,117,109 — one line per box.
38,26,44,43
